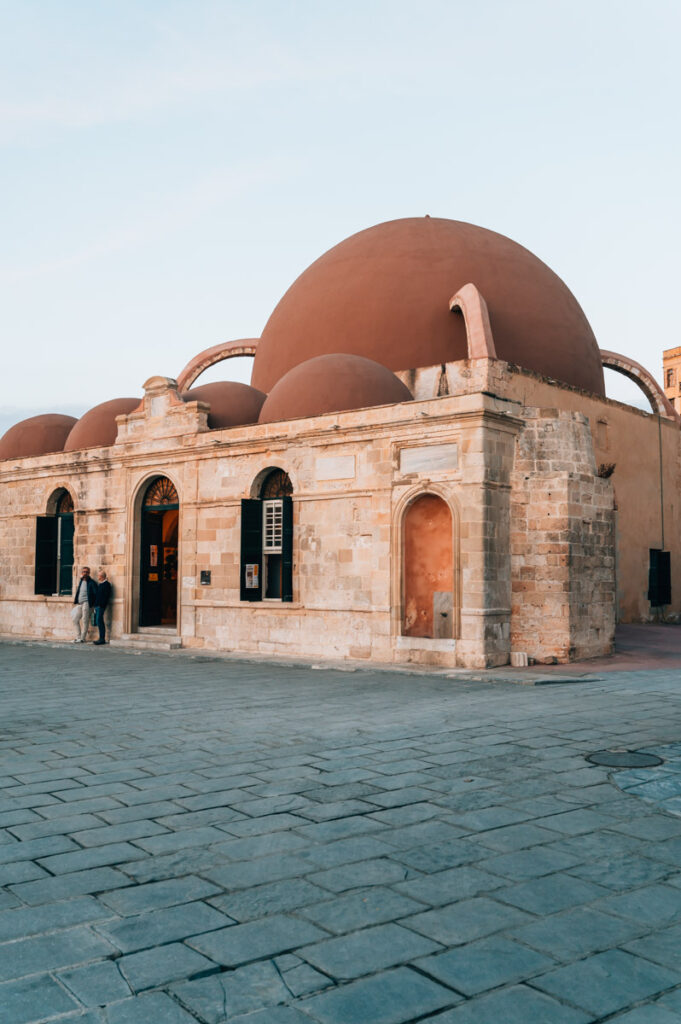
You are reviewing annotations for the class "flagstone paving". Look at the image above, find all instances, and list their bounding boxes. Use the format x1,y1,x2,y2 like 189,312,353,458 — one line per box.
1,637,681,1021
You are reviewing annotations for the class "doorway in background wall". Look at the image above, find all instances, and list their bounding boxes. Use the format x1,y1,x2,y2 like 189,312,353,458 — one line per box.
140,476,179,627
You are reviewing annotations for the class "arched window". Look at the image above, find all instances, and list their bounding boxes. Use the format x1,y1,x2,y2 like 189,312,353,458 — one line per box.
144,477,179,507
260,470,293,499
35,489,75,596
241,469,293,602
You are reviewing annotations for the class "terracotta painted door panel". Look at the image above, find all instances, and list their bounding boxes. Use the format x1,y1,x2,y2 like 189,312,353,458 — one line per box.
403,495,453,638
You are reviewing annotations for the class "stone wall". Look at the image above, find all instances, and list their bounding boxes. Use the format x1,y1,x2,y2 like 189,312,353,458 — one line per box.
440,357,681,623
0,371,622,667
510,409,616,663
0,378,533,668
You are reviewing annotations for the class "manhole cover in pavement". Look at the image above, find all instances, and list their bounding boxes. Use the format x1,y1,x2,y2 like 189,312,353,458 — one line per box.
586,749,663,768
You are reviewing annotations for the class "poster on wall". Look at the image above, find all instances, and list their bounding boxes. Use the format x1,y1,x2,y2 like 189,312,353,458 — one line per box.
150,544,158,567
245,564,259,589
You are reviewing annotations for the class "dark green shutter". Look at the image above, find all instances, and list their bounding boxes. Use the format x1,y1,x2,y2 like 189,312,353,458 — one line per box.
240,499,262,601
647,549,658,604
58,515,74,595
281,495,293,602
34,517,57,596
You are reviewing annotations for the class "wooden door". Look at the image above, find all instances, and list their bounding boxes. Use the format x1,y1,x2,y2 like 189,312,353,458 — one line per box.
140,509,163,626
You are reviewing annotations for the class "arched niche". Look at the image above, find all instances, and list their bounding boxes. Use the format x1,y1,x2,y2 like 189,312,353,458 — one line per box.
449,282,497,360
396,489,460,640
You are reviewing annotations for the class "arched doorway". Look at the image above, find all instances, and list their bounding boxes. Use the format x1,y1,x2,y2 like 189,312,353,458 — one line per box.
403,494,453,638
140,476,179,627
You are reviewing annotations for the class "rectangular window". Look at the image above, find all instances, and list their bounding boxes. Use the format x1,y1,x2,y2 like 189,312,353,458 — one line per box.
667,369,675,388
263,500,283,598
648,549,671,606
263,500,283,553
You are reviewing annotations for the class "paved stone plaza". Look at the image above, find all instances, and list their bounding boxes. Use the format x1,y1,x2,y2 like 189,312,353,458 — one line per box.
2,639,681,1022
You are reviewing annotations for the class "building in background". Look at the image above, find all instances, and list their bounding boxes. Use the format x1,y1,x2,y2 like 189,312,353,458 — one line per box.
663,347,681,413
0,218,678,667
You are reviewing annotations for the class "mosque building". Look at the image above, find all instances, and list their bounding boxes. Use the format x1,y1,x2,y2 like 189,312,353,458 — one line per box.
0,217,678,667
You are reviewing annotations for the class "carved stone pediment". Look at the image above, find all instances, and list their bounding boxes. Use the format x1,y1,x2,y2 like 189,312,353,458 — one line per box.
115,377,209,444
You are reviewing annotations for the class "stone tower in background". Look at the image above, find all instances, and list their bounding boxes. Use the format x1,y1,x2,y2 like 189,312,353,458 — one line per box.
663,347,681,412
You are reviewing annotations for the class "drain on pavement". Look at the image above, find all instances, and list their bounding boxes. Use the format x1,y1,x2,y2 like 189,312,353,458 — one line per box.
586,749,664,768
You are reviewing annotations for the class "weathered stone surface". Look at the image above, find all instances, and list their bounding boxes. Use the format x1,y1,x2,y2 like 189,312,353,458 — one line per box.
0,643,680,1019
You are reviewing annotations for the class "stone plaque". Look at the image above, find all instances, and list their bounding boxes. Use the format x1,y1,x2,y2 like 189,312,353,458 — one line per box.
433,591,453,638
400,443,458,474
316,455,356,481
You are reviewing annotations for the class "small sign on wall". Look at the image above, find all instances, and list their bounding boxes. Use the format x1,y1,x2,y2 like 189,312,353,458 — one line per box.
316,455,356,481
200,570,211,586
245,564,259,589
149,544,158,567
399,442,459,474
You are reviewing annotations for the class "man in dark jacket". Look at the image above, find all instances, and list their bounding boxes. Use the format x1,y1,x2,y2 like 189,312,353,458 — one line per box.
93,570,112,646
71,566,97,643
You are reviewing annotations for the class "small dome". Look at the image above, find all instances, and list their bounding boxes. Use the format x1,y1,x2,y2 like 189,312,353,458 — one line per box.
252,217,605,396
64,398,140,452
181,381,266,429
258,353,412,424
0,414,78,461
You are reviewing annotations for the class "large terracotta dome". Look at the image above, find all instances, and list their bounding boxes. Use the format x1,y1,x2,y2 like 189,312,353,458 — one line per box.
258,354,412,424
181,381,266,429
64,398,140,452
0,414,78,461
252,217,605,397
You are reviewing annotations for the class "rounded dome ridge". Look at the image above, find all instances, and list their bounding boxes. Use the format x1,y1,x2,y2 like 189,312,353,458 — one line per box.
258,353,412,424
0,413,78,461
64,398,141,452
181,381,266,429
251,217,605,396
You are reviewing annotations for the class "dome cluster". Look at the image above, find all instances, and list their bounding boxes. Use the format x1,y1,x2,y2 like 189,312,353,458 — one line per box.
0,414,77,461
0,217,604,460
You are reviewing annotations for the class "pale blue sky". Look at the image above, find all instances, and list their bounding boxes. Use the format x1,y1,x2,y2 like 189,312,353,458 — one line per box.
1,0,679,430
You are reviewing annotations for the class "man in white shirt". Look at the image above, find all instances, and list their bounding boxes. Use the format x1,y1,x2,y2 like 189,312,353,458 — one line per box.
71,566,96,643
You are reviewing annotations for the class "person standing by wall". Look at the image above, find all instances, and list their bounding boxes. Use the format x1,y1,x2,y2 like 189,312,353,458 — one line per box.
93,570,112,646
71,566,96,643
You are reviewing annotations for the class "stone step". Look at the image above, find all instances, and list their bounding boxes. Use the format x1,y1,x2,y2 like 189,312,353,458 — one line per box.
110,633,182,652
